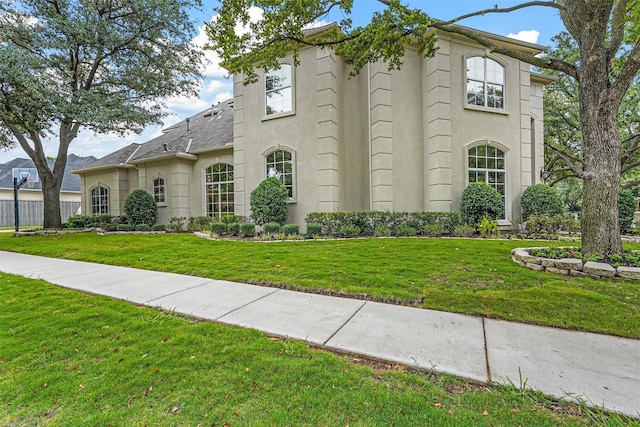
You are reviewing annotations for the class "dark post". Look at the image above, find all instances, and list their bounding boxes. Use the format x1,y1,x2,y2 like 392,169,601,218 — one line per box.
13,176,29,232
13,177,19,232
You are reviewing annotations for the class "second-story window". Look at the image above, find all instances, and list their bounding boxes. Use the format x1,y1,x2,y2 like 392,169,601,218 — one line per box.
467,56,505,109
265,64,292,116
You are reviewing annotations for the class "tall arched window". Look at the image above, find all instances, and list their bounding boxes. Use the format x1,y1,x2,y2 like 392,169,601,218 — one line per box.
153,178,165,204
205,164,234,219
91,185,109,215
467,56,505,109
468,145,506,217
265,149,293,198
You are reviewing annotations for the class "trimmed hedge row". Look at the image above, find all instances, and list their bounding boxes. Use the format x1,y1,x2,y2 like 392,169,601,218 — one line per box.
304,211,462,237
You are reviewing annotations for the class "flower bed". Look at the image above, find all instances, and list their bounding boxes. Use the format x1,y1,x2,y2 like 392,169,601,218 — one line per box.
511,247,640,280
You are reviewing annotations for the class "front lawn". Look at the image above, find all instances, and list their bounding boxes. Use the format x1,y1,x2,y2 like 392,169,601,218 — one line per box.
0,274,627,426
0,233,638,338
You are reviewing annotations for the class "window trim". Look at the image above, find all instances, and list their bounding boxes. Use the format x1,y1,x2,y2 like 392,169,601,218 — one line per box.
263,146,296,202
90,184,109,216
263,61,295,120
152,177,166,207
464,53,508,114
465,141,509,220
204,163,235,220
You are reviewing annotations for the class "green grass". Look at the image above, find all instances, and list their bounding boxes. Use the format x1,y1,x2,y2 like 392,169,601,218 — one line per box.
0,273,631,426
0,232,639,338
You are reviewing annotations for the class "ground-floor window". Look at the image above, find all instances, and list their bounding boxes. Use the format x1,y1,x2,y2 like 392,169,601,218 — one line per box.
265,149,293,198
468,144,506,218
205,163,234,219
91,185,109,215
153,178,165,204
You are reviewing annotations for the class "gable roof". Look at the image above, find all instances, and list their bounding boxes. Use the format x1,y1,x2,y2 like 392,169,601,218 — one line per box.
0,154,97,192
74,99,234,173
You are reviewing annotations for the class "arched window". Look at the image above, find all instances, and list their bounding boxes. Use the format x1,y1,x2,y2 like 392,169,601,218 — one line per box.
468,145,506,217
466,56,505,109
265,149,293,198
153,178,165,204
205,164,234,219
91,185,109,215
265,63,293,116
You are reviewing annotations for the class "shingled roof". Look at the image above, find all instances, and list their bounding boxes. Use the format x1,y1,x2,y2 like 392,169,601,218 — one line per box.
74,99,234,173
0,154,97,192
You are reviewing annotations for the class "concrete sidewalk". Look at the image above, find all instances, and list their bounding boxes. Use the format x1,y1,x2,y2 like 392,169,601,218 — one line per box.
1,250,638,418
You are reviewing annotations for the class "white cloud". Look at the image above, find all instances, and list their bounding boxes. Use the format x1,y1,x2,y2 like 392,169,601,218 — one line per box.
507,30,540,44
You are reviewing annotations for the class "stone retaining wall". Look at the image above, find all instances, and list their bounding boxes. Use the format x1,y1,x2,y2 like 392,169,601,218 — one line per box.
511,248,640,280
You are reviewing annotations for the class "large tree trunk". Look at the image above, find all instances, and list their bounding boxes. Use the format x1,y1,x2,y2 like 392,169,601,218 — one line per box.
41,172,63,229
574,5,624,257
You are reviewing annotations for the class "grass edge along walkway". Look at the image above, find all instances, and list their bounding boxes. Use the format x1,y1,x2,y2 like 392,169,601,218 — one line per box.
0,232,638,339
1,273,634,426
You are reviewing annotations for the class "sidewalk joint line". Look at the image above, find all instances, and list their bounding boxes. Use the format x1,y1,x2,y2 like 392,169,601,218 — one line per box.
483,317,492,383
143,279,214,304
215,288,281,321
322,300,368,346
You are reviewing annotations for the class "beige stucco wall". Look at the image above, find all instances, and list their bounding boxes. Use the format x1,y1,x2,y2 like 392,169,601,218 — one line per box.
234,34,545,228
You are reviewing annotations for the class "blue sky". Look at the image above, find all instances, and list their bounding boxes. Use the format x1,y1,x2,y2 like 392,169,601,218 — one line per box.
0,0,565,164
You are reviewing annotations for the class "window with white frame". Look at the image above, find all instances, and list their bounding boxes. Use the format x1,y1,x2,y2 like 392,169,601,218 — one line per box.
205,163,234,219
466,56,505,109
91,185,109,215
153,178,165,204
265,149,293,198
265,64,293,116
468,145,506,217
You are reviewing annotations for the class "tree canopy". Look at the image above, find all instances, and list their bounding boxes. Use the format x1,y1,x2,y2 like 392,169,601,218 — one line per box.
0,0,205,227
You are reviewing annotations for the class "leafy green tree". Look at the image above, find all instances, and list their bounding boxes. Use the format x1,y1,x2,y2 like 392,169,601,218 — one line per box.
207,0,639,257
250,177,288,225
0,0,203,228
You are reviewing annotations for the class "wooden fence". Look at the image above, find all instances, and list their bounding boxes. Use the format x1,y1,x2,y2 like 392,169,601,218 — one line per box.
0,200,80,228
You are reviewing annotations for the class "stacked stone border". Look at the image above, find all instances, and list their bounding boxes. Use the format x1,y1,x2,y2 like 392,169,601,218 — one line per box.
511,247,640,280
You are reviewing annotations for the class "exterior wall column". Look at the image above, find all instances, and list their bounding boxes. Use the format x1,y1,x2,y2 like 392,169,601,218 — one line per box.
232,73,247,219
519,61,533,192
316,47,340,212
112,169,129,215
170,162,190,218
423,39,453,211
369,61,394,211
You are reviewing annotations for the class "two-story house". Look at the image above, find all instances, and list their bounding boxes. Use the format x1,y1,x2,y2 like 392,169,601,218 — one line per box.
75,25,552,229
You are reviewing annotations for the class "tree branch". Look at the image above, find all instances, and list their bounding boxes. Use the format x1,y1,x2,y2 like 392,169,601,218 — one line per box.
544,142,584,175
612,39,640,104
607,0,627,60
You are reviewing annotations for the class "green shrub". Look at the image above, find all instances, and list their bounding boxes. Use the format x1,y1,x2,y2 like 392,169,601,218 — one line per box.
221,214,243,224
104,224,117,232
283,224,299,236
226,223,240,236
521,184,565,221
210,222,227,235
123,189,158,227
452,224,475,237
394,224,417,237
619,189,636,234
422,223,445,237
263,222,281,235
240,223,256,238
460,182,504,228
167,217,186,232
339,224,361,238
374,223,392,237
117,224,132,232
67,215,86,229
152,224,166,232
187,216,213,232
305,223,323,237
477,216,499,238
525,214,561,234
135,224,149,232
250,177,288,225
